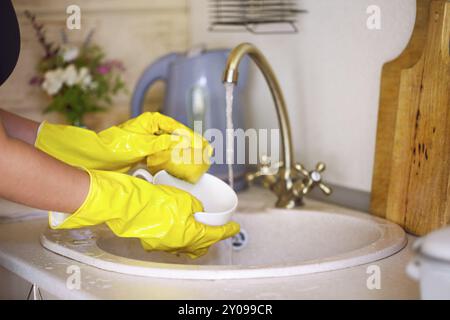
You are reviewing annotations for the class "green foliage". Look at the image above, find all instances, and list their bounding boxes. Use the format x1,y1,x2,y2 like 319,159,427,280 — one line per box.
44,85,103,127
34,43,125,126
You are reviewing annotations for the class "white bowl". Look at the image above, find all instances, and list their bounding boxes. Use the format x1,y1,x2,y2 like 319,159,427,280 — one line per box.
132,169,238,226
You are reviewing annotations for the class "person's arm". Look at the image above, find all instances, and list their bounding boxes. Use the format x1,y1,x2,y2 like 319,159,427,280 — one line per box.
0,109,40,144
0,116,89,213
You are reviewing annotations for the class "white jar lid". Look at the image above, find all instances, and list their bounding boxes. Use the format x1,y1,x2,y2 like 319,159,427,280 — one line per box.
416,226,450,262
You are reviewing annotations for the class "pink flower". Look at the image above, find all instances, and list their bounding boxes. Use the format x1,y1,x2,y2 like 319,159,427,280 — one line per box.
29,76,44,86
96,60,125,75
96,65,110,75
109,60,125,72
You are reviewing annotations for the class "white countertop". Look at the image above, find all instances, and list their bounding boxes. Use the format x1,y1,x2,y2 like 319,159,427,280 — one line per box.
0,188,420,299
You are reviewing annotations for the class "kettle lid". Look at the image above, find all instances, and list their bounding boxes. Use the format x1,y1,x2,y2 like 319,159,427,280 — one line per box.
186,44,207,58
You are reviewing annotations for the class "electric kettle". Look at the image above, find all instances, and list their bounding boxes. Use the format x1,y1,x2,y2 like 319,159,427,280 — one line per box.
131,48,249,191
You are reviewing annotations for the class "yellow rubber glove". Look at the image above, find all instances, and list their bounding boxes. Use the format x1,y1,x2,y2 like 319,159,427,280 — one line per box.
49,169,239,258
35,112,212,183
118,112,213,183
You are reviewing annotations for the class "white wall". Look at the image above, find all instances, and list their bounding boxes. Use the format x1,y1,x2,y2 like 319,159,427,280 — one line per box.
189,0,416,193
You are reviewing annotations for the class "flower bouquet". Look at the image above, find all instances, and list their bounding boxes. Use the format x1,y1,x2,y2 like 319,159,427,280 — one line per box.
26,11,125,126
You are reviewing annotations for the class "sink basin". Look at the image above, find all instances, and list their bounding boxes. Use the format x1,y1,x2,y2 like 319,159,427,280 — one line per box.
40,203,407,280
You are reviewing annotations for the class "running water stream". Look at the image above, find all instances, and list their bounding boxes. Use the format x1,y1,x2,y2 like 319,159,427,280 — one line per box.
224,83,235,265
225,83,235,190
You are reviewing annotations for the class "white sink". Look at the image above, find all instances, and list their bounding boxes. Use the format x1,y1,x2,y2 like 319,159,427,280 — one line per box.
40,200,407,280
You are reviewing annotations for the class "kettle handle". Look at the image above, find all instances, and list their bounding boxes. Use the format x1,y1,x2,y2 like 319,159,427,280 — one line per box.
130,52,182,117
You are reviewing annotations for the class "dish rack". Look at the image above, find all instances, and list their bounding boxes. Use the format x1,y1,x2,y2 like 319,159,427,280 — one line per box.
209,0,307,34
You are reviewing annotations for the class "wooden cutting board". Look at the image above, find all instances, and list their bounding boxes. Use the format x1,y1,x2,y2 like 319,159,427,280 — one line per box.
370,0,450,235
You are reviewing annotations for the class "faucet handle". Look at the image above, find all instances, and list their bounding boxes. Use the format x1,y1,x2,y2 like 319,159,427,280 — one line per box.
245,170,277,189
259,154,272,171
246,154,278,187
257,154,281,175
295,162,332,196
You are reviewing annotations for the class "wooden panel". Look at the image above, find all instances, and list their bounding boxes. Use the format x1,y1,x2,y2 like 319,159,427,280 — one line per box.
0,0,189,130
371,0,450,235
371,0,432,218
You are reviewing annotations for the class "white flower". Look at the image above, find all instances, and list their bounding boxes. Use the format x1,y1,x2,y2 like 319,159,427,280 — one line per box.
81,75,93,89
76,67,93,90
60,46,79,62
42,65,96,95
88,81,98,90
42,68,64,96
76,67,89,81
62,64,78,86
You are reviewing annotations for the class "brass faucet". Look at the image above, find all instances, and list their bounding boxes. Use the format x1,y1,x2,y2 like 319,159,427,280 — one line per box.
222,42,332,208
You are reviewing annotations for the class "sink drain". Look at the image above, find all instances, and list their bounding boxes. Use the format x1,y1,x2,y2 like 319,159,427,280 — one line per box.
231,229,248,251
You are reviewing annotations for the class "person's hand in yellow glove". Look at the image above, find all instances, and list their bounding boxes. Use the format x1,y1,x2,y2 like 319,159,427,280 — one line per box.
50,169,239,258
0,108,234,258
35,112,212,183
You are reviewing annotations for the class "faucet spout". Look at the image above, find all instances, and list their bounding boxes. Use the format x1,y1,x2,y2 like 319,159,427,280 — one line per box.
222,42,332,208
222,42,294,171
